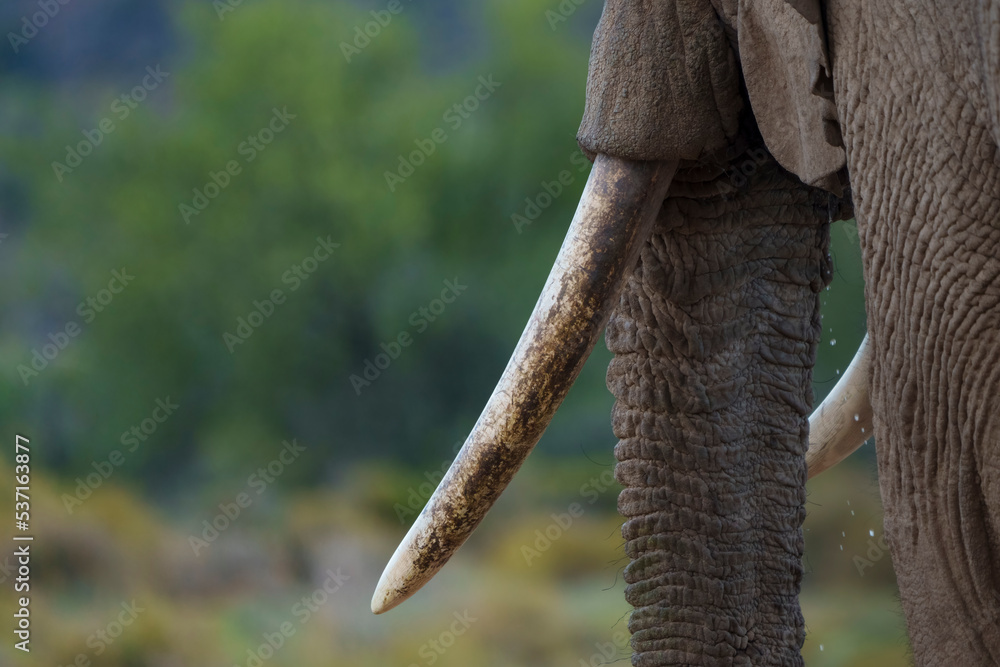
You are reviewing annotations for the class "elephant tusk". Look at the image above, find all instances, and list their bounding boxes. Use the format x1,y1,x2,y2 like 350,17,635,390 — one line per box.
806,334,874,479
371,154,677,614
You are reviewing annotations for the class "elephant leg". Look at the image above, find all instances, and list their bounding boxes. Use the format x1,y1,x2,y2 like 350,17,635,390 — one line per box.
827,0,1000,661
608,147,832,666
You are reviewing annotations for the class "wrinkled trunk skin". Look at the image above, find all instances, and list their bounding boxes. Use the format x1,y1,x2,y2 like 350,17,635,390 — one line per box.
827,1,1000,662
607,145,833,666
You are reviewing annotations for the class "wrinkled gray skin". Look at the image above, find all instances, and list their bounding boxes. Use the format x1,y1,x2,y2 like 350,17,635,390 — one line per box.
578,0,1000,664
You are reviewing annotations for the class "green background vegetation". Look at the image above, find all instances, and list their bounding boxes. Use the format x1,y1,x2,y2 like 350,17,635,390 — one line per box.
0,0,897,664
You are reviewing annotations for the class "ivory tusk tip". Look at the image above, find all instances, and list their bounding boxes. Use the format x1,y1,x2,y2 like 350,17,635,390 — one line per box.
370,586,395,615
371,553,410,615
370,527,435,614
371,569,408,615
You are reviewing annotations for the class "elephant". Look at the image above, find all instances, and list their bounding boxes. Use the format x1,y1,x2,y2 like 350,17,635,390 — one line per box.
372,0,1000,664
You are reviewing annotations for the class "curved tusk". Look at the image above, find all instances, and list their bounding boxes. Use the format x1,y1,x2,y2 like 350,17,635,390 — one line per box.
806,334,873,479
371,154,677,614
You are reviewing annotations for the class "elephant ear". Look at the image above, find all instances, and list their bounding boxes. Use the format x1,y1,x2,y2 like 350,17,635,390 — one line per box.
736,0,846,193
577,0,744,163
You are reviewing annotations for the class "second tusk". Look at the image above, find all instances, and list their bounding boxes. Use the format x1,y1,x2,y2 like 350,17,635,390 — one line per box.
806,334,874,479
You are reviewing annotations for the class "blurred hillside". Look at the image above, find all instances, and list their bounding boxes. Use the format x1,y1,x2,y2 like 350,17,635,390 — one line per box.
0,456,905,666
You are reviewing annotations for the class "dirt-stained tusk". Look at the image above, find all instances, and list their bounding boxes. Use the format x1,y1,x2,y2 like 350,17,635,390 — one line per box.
371,155,677,614
806,335,873,479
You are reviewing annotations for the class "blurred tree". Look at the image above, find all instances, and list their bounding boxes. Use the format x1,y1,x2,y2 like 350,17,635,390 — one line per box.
0,0,866,502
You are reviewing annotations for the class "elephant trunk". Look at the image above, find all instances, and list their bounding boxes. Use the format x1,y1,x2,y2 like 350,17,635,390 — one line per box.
608,150,832,665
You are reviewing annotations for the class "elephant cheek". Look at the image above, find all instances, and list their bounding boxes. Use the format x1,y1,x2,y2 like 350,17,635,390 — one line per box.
606,157,830,665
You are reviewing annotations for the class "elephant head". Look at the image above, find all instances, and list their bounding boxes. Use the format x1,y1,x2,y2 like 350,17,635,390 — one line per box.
373,0,1000,664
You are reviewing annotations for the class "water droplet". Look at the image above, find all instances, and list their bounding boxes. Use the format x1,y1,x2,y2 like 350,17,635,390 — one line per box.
861,427,865,433
820,645,824,651
847,500,851,505
839,545,843,550
841,531,846,537
854,414,860,421
869,530,875,537
830,339,837,346
851,510,855,516
835,369,841,375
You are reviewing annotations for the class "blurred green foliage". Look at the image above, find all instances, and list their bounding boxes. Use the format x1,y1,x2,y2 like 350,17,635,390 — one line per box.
0,0,893,663
0,0,868,497
1,0,609,498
